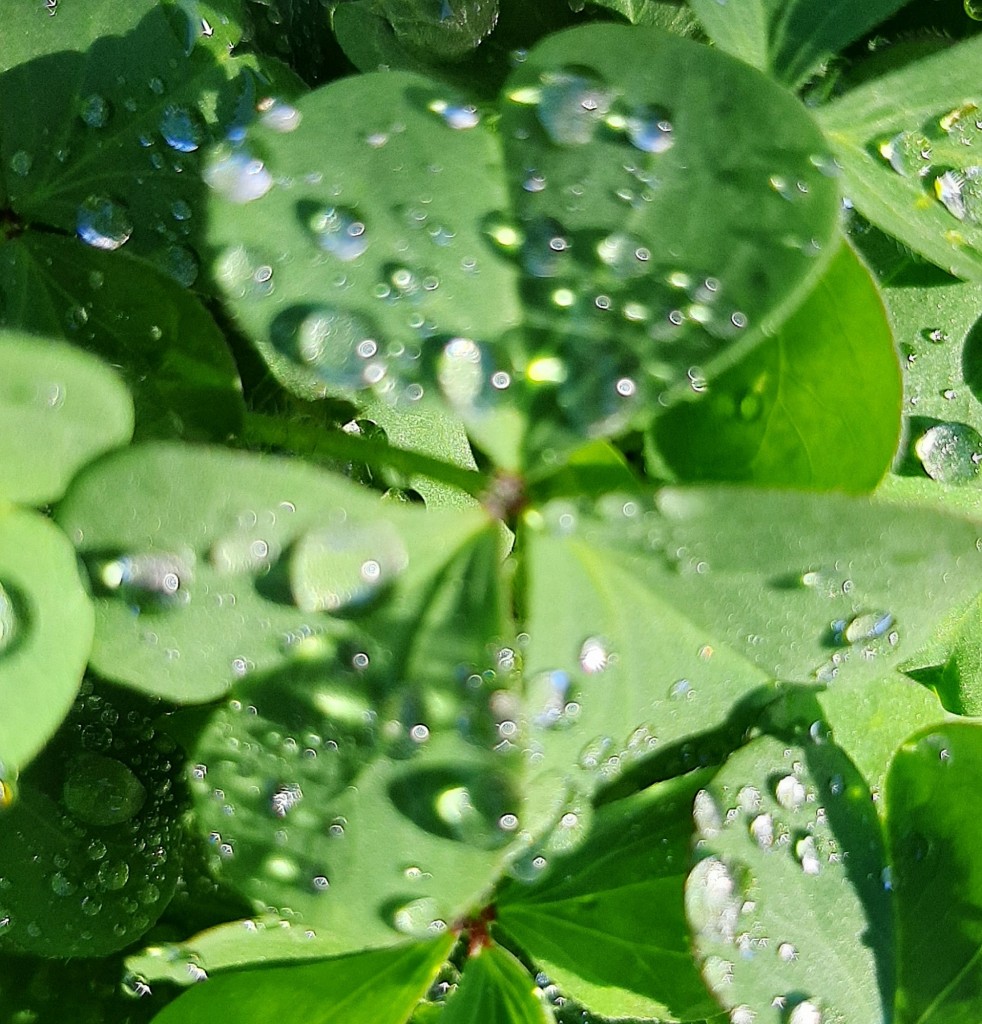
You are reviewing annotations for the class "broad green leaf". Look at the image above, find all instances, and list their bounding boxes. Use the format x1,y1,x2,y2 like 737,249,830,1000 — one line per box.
500,24,840,417
0,329,133,505
937,593,982,714
55,442,496,703
441,944,552,1024
496,771,716,1021
148,935,454,1024
0,686,184,957
0,236,243,441
586,0,701,34
0,0,298,284
817,673,947,802
653,240,901,493
688,0,911,88
818,35,982,280
520,487,982,796
887,722,982,1023
0,507,92,774
686,735,892,1024
379,0,499,60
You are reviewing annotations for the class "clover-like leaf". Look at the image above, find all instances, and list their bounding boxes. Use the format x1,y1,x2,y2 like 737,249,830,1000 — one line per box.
653,240,902,493
887,722,982,1024
686,735,892,1024
148,934,455,1024
440,944,553,1024
0,507,93,775
818,34,982,280
496,771,716,1021
0,329,133,505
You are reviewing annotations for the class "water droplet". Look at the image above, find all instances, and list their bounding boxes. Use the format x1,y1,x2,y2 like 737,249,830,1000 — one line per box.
795,835,821,875
578,636,611,674
688,856,740,942
967,0,982,19
750,813,774,849
312,874,330,891
841,611,894,645
100,551,192,603
915,422,982,483
774,775,806,811
63,752,147,826
878,130,932,177
274,306,382,391
76,195,133,251
0,583,20,656
535,67,614,145
308,206,369,261
789,1001,821,1024
79,94,110,128
693,789,722,837
731,1007,756,1024
270,782,303,818
258,97,302,132
428,99,480,130
291,520,408,612
437,336,501,416
204,145,273,203
9,150,32,176
97,860,130,891
159,104,205,152
621,104,674,154
393,896,443,935
521,216,570,278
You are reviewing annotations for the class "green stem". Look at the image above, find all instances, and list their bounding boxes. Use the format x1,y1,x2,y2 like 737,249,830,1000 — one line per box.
243,411,490,499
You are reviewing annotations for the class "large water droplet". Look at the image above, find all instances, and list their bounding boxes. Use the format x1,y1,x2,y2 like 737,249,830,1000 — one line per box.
258,97,302,133
622,104,674,154
62,752,147,826
291,520,408,612
774,774,806,811
536,67,614,145
437,336,498,415
204,145,273,203
915,422,982,483
934,167,982,224
428,98,480,130
273,306,381,391
10,150,32,176
393,897,444,936
308,207,369,262
79,94,111,128
159,104,205,152
688,856,740,942
100,551,192,603
0,582,19,655
76,195,133,251
878,130,932,177
789,1001,822,1024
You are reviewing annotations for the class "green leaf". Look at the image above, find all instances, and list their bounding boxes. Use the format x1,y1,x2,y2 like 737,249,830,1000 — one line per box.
818,35,982,280
0,236,243,441
586,0,701,34
688,0,910,88
0,686,184,957
686,735,892,1024
887,722,982,1023
937,592,982,714
0,329,133,505
207,25,839,462
0,507,93,775
441,944,553,1024
496,771,717,1021
148,935,454,1024
55,442,496,703
653,240,901,493
1,0,298,284
379,0,500,60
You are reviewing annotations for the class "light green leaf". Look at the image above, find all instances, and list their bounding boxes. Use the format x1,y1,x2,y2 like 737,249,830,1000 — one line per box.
0,507,93,775
818,35,982,280
0,686,184,957
887,722,982,1023
686,735,892,1024
441,944,553,1024
148,935,454,1024
688,0,910,88
937,592,982,714
496,771,716,1021
55,442,496,703
653,240,901,493
0,236,243,441
0,329,133,505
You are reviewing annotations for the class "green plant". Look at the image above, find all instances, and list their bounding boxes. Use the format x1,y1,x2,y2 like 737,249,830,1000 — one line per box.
2,1,982,1021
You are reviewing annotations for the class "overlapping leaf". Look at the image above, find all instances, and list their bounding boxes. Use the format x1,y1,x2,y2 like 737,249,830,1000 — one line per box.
818,34,982,280
0,329,132,505
686,735,892,1024
440,944,553,1024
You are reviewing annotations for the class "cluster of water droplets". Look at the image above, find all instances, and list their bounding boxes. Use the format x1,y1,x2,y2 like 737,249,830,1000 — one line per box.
878,102,982,227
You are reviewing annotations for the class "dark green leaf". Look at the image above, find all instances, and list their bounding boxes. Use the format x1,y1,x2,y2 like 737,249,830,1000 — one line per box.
0,686,184,957
0,329,133,505
0,236,243,441
586,0,701,34
818,35,982,280
441,944,553,1024
148,935,454,1024
653,240,901,493
887,722,982,1023
686,735,892,1023
496,771,716,1020
688,0,911,88
0,507,93,775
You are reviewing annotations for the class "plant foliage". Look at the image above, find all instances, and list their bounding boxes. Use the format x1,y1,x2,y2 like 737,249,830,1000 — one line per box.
2,1,982,1022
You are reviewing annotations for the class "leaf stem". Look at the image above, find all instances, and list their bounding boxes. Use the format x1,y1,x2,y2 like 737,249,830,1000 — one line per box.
242,411,490,499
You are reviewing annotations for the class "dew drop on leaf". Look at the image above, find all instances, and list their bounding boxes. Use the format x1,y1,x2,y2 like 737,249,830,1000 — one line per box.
79,94,111,128
9,150,32,176
914,422,982,483
308,207,369,261
878,130,932,177
62,752,147,826
392,896,443,936
159,104,205,152
204,145,273,203
578,635,611,674
621,104,675,154
0,582,20,656
258,98,302,133
789,1001,822,1024
535,67,614,146
428,99,480,130
273,306,381,391
76,195,133,251
774,774,806,811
